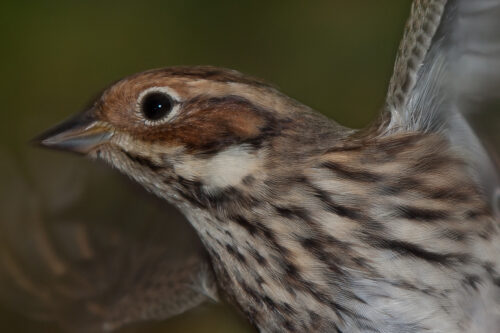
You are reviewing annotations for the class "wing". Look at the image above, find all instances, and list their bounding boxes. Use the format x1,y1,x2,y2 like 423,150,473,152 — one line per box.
381,0,500,216
0,152,217,332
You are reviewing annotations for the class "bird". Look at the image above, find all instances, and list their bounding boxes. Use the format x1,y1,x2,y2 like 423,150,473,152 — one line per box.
29,0,500,332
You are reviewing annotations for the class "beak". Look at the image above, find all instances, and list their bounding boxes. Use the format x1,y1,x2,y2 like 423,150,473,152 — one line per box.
33,109,114,154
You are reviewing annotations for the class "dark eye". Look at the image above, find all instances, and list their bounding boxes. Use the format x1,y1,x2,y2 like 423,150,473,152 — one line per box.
141,92,173,121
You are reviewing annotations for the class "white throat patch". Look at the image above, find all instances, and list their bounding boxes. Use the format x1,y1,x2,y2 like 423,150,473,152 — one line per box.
174,145,262,190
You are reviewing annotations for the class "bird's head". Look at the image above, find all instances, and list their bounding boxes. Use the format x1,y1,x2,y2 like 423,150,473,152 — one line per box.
36,66,341,203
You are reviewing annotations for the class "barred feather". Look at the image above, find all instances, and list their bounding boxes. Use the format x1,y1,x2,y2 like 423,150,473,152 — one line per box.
384,0,500,215
24,0,500,332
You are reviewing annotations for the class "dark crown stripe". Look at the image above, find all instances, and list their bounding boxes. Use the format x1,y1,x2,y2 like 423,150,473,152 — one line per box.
159,66,273,88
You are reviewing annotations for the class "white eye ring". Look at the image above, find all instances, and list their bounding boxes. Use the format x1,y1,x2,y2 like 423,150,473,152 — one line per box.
136,86,182,126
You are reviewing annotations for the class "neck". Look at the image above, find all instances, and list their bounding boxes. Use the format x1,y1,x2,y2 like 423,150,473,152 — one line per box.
102,121,498,331
168,132,497,332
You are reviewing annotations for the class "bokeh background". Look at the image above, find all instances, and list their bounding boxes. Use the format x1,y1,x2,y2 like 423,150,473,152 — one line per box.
0,1,413,332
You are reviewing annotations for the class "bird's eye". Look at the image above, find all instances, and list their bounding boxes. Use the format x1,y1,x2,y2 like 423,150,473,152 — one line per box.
140,92,173,121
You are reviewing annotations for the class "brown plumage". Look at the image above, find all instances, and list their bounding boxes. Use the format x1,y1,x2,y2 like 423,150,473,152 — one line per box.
25,0,500,332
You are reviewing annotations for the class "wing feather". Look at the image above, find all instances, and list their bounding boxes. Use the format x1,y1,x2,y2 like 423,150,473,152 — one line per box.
0,153,217,332
382,0,500,214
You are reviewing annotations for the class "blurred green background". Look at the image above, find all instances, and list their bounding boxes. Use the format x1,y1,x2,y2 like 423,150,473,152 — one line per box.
0,1,411,332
